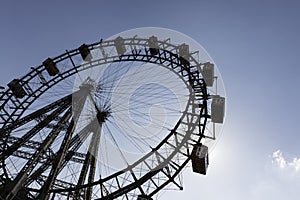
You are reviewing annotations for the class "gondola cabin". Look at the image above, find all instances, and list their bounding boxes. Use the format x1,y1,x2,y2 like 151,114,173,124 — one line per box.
178,43,190,66
148,36,159,55
191,144,209,175
202,62,214,87
114,36,126,56
79,44,92,62
7,79,27,98
43,58,59,76
211,95,225,123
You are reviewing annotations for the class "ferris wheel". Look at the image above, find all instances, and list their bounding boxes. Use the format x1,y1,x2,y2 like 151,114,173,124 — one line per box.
0,28,225,200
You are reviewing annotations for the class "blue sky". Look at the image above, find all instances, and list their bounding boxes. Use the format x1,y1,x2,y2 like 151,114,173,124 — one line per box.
1,0,300,199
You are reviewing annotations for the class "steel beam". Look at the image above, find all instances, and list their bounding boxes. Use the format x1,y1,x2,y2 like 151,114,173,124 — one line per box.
0,99,70,161
38,85,92,200
4,106,72,200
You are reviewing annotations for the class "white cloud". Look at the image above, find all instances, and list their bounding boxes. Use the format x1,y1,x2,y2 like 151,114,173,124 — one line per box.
272,150,286,169
272,149,300,172
249,150,300,199
289,157,300,171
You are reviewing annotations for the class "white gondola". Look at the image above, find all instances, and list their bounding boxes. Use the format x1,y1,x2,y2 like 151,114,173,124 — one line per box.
202,62,214,87
211,95,225,123
191,144,209,175
114,36,126,56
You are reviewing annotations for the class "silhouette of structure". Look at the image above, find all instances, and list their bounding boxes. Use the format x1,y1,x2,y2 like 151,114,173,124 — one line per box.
0,35,225,199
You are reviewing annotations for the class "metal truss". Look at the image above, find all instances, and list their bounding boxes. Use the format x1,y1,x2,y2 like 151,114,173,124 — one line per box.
0,36,211,200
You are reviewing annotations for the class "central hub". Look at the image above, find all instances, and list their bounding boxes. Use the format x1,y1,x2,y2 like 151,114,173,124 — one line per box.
96,110,110,123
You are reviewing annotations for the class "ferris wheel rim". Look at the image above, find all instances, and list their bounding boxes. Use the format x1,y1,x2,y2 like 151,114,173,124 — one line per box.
0,36,210,199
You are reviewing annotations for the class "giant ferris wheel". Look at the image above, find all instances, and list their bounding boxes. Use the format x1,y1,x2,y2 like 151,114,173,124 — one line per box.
0,28,225,200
